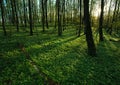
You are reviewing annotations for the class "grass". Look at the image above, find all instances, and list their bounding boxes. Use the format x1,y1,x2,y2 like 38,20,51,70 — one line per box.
0,26,120,85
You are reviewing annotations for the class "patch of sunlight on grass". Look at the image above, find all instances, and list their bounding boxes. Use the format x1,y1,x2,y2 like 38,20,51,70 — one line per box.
0,27,120,85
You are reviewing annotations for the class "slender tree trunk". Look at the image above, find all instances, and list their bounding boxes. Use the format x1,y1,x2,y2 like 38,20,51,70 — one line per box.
78,0,82,37
28,0,33,35
57,0,62,36
109,0,118,35
90,0,94,27
10,0,15,25
115,1,120,21
13,0,19,32
71,0,73,23
0,1,7,36
83,0,96,56
106,0,112,30
41,0,45,32
63,0,66,31
90,0,94,15
23,0,27,27
54,1,57,29
61,0,65,31
98,0,104,41
49,0,52,23
45,0,49,29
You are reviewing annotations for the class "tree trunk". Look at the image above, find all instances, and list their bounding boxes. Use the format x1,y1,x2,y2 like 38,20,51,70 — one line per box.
98,0,104,41
28,0,33,35
54,1,57,29
45,0,49,29
106,0,112,30
41,0,45,32
83,0,96,56
109,0,118,35
62,0,66,31
0,0,7,36
13,0,19,32
115,1,120,21
10,0,15,25
57,0,62,36
49,0,52,22
23,0,27,27
78,0,82,37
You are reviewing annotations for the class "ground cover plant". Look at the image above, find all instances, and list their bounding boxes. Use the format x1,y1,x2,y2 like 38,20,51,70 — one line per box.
0,0,120,84
0,26,120,85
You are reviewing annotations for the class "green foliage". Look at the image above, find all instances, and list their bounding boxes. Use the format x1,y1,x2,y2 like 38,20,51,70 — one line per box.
0,27,120,85
112,21,120,29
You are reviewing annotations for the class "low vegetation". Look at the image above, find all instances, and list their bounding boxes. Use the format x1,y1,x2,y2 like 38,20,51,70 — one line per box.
0,27,120,85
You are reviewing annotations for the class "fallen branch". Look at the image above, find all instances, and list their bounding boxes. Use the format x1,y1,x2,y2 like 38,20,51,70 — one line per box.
109,38,120,42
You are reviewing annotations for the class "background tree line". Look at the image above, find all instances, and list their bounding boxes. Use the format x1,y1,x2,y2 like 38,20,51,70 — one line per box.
0,0,120,56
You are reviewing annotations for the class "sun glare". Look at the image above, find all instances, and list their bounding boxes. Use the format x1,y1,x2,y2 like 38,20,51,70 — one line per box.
93,8,101,17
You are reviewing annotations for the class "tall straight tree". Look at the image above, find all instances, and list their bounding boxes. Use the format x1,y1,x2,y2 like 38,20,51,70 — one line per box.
13,0,19,32
62,0,66,31
98,0,104,41
83,0,96,56
28,0,33,35
45,0,49,29
23,0,27,27
41,0,45,32
54,0,57,29
57,0,62,36
108,0,118,35
78,0,82,37
49,0,52,22
106,0,112,29
115,1,120,20
10,0,15,25
0,0,7,36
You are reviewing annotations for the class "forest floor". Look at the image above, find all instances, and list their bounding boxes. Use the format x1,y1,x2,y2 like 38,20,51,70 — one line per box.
0,26,120,85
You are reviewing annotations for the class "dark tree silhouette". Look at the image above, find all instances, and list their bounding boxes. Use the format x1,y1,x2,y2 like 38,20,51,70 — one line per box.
0,0,7,36
23,0,27,27
28,0,33,35
78,0,82,37
83,0,96,56
45,0,49,29
41,0,45,32
98,0,104,41
13,0,19,32
57,0,62,36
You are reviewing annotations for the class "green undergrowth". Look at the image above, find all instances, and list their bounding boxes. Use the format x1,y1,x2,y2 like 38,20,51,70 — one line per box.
0,27,120,85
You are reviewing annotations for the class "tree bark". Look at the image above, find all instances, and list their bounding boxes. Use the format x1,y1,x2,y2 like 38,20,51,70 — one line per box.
23,0,27,27
83,0,96,56
106,0,112,29
45,0,49,29
13,0,19,32
10,0,15,25
57,0,62,36
41,0,45,32
109,0,118,35
0,0,7,36
28,0,33,35
98,0,104,41
49,0,52,22
78,0,82,37
62,0,66,31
